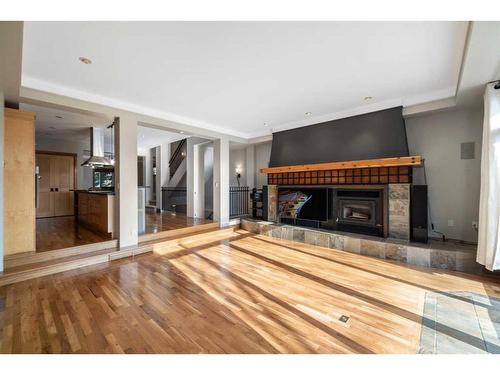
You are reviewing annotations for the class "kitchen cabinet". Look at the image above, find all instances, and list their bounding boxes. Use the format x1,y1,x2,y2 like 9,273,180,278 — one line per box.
77,192,114,236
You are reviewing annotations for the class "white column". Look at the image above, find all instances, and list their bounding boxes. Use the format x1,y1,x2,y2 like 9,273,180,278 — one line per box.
213,138,230,227
115,116,138,248
158,143,169,211
245,144,255,190
193,143,206,218
155,146,162,211
0,92,4,272
186,138,195,217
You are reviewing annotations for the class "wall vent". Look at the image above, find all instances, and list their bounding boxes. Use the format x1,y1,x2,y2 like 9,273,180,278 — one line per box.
460,142,475,160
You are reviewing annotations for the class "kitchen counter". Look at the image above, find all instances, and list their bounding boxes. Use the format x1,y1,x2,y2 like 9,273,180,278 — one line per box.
77,191,115,236
76,190,115,195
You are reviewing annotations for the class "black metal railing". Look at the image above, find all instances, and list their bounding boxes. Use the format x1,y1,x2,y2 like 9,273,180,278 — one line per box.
230,186,250,218
169,139,186,178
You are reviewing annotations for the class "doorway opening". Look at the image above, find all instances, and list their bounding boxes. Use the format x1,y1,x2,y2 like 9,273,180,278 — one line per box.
25,103,117,253
137,125,214,239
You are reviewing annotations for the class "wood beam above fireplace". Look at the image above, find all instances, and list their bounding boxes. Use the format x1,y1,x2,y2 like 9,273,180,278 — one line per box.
260,156,423,174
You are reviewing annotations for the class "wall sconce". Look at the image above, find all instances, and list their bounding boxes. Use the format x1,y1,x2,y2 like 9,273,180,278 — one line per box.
235,166,242,186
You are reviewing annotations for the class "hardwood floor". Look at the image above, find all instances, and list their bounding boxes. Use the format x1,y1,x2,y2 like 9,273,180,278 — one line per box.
143,209,212,234
36,216,111,253
1,228,499,353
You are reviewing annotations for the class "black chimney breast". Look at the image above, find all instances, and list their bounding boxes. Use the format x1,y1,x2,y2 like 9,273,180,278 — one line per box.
269,106,409,167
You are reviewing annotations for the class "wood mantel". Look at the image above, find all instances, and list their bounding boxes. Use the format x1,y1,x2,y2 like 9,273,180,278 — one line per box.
260,156,423,174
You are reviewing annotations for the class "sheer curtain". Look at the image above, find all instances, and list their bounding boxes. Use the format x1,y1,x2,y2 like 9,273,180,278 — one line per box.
477,83,500,271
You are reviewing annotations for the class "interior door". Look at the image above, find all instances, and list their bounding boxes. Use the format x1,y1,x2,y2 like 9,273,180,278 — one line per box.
53,155,75,216
36,153,75,218
36,154,54,218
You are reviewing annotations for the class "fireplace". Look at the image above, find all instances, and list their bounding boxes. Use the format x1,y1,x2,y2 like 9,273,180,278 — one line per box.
332,188,385,237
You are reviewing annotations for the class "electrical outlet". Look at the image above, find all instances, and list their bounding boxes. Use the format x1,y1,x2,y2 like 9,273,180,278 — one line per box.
447,219,455,227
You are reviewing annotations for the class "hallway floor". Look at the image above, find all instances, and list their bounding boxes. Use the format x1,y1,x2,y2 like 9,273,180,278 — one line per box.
141,209,212,235
36,216,111,253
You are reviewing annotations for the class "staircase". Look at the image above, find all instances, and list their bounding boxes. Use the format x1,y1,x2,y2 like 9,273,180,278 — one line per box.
0,223,231,287
162,139,187,213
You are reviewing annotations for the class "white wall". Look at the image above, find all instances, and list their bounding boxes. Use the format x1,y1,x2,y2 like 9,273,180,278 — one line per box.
0,93,4,272
406,106,483,243
35,135,93,189
255,141,272,189
187,137,211,217
229,147,247,186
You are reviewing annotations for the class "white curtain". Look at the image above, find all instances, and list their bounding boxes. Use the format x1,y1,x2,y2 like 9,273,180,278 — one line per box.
477,83,500,271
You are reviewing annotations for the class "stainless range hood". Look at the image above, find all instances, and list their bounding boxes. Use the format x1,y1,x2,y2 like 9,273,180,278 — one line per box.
81,127,114,167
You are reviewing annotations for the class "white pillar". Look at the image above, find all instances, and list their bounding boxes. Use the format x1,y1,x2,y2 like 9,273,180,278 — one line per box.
155,146,162,211
115,116,138,248
186,138,195,217
158,143,169,211
213,138,230,226
0,92,4,272
245,144,255,190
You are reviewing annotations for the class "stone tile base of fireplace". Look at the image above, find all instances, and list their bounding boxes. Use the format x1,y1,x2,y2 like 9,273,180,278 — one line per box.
241,218,482,274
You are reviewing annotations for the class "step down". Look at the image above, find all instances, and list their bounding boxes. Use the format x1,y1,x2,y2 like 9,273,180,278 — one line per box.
0,225,236,287
138,221,219,243
4,240,118,269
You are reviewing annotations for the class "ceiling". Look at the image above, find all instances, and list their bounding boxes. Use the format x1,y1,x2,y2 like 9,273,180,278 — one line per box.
137,125,185,154
21,102,113,141
22,21,469,138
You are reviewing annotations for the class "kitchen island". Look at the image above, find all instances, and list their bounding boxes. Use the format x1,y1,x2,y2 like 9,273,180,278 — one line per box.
76,191,115,237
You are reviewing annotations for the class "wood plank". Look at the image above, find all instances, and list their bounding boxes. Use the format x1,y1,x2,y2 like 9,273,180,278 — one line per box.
260,156,423,174
0,227,498,353
4,108,36,255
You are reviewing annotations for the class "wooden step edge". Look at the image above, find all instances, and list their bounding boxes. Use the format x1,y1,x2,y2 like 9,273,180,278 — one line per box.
0,251,116,287
138,222,219,243
0,226,240,287
4,240,119,269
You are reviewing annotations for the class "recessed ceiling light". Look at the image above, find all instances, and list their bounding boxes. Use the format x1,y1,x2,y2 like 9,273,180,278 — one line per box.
79,56,92,65
55,115,63,119
364,96,373,101
305,112,312,116
180,131,185,134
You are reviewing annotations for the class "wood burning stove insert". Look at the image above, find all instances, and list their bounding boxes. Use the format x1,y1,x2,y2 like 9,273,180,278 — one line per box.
331,188,384,237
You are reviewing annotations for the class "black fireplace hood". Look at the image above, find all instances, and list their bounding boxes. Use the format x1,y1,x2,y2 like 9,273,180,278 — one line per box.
269,106,409,167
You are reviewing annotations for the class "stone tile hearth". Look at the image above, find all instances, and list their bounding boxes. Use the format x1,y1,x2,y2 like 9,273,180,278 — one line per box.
419,292,500,354
241,218,482,273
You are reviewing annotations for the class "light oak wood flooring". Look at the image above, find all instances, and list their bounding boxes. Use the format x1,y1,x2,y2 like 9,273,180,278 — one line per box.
143,209,212,234
1,228,499,353
36,216,110,253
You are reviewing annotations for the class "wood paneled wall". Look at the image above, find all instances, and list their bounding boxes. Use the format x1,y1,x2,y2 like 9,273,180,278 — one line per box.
4,108,36,255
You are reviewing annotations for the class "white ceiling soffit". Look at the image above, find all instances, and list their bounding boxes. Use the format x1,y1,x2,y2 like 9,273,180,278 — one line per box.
21,102,113,141
137,125,186,154
22,21,468,139
455,21,500,107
